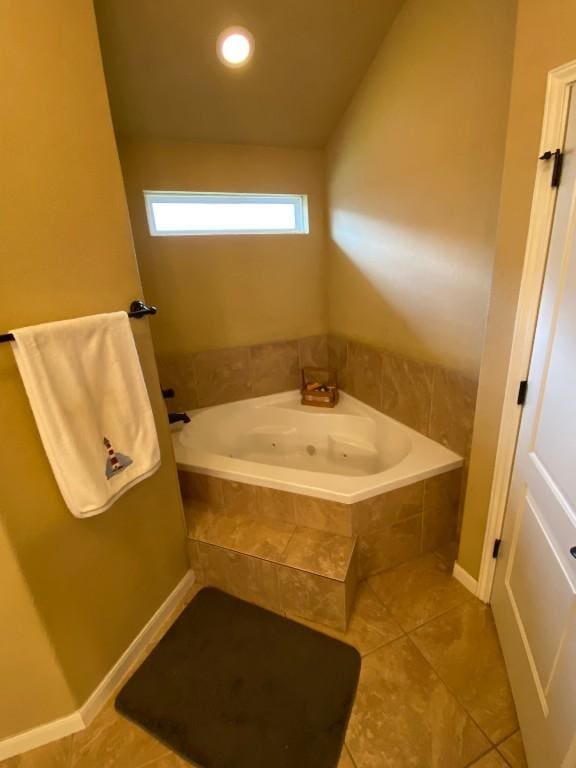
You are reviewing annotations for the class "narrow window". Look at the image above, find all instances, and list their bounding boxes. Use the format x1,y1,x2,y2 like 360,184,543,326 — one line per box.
144,191,309,236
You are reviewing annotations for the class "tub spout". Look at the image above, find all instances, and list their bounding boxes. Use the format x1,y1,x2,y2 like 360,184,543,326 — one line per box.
168,412,191,425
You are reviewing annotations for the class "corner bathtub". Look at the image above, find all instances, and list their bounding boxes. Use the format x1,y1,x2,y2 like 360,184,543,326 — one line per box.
172,390,463,504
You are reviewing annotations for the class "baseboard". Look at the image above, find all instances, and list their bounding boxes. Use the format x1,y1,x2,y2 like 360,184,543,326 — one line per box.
0,711,85,762
453,562,479,597
79,569,196,725
0,569,196,762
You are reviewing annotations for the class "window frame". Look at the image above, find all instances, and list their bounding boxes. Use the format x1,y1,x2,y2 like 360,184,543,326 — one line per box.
143,191,310,237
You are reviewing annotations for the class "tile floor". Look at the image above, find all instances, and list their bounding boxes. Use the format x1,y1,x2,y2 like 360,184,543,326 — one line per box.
0,551,527,768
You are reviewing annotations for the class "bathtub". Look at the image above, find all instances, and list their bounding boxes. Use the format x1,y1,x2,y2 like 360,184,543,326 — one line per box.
172,390,463,504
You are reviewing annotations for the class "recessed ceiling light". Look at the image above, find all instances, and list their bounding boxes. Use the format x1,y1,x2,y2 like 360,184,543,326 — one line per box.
217,26,254,68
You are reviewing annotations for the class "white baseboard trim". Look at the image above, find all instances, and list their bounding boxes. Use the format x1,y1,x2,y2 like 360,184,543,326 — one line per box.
79,569,195,726
453,562,479,597
0,569,196,762
0,711,85,762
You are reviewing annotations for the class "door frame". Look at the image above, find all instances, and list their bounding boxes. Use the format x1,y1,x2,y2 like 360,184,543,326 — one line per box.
477,59,576,603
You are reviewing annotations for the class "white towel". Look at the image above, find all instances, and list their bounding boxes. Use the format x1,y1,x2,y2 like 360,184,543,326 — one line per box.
11,312,161,518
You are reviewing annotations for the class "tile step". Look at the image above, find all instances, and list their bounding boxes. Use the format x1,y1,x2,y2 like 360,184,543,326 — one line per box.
185,500,358,630
185,500,356,581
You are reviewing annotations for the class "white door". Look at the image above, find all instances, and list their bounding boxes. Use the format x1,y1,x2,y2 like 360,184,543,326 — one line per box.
491,91,576,768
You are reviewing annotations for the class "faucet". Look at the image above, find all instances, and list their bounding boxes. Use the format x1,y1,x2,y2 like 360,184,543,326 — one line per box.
168,412,191,425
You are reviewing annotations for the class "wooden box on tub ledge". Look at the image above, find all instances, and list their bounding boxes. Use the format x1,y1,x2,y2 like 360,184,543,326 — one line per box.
300,367,339,408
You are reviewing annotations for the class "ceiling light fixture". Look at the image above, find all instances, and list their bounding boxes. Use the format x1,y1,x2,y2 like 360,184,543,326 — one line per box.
217,26,254,68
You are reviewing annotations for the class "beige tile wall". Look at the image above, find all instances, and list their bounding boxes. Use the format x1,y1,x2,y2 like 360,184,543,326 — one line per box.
330,334,477,533
181,470,462,579
160,333,477,464
328,335,478,459
157,335,329,411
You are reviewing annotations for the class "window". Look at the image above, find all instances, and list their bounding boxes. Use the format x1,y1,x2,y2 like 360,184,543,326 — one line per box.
144,192,309,236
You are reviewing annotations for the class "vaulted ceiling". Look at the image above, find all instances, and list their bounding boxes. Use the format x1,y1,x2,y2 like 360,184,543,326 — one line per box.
94,0,404,148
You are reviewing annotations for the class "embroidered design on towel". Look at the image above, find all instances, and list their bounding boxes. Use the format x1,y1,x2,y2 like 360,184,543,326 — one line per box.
103,436,133,479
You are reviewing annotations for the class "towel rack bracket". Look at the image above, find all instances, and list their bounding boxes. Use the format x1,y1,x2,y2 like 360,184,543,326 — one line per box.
128,300,157,318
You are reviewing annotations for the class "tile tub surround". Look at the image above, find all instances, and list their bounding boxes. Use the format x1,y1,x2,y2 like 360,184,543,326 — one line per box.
166,332,475,558
328,334,479,459
158,332,476,461
329,333,478,535
156,334,329,411
180,469,462,579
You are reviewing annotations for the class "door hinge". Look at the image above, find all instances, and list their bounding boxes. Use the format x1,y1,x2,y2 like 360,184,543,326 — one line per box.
517,380,528,405
539,148,563,187
492,538,502,559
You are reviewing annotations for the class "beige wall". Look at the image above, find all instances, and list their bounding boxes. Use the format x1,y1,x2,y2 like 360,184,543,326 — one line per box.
119,140,326,357
0,0,187,733
0,519,75,737
459,0,576,578
326,0,516,378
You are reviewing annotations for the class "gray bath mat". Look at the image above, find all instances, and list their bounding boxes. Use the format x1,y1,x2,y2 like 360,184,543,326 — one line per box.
115,587,360,768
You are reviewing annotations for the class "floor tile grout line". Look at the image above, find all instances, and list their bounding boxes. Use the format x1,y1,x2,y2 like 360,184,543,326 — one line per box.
402,634,499,759
492,728,523,752
463,738,521,768
359,632,406,661
343,742,360,768
286,593,406,659
462,744,503,768
361,581,409,642
361,578,407,631
492,751,516,768
403,592,476,633
493,730,524,768
405,629,509,751
347,560,513,755
365,578,474,636
493,728,522,750
361,547,450,583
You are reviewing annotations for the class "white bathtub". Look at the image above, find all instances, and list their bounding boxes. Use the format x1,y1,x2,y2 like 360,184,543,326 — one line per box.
173,390,463,504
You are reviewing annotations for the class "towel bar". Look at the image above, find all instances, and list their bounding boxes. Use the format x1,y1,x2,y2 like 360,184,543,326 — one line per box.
0,300,157,344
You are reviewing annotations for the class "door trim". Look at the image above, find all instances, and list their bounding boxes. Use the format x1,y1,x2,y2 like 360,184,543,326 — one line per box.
477,59,576,603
